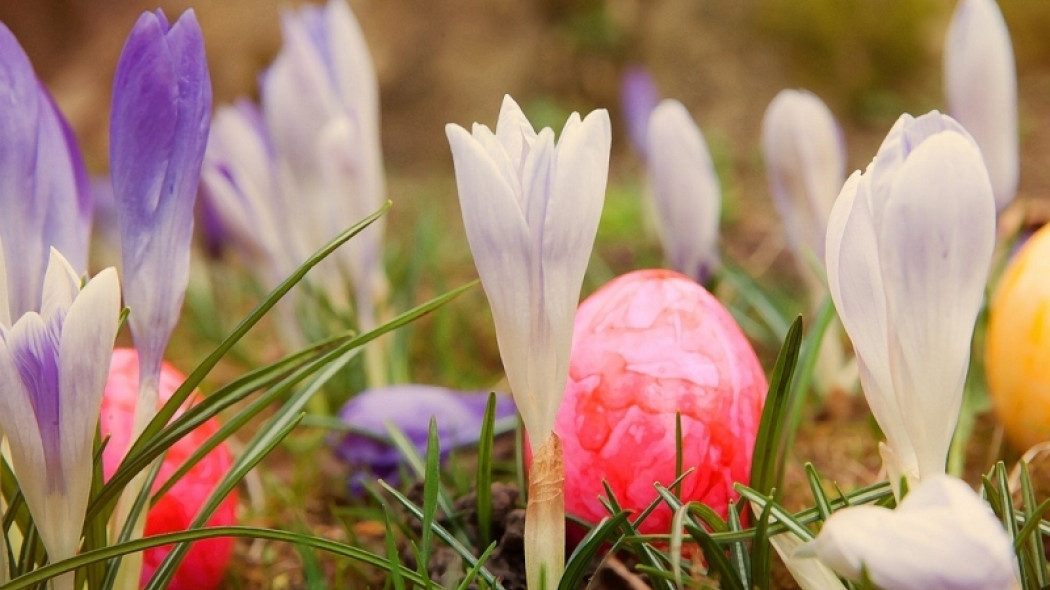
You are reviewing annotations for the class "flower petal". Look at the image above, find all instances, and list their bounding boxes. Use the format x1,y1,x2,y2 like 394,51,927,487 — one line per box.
806,475,1018,590
334,385,517,492
945,0,1018,211
878,129,995,478
761,89,844,276
646,99,721,282
111,9,210,386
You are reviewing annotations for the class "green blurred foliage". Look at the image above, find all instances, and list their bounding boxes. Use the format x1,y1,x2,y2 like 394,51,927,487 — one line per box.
753,0,940,119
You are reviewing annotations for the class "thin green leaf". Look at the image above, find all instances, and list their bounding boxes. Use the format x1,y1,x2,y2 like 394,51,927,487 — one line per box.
750,316,804,496
750,488,775,590
128,203,391,464
560,512,631,590
777,297,836,490
383,509,406,590
418,419,441,579
0,526,430,590
726,502,750,587
476,393,498,551
379,482,505,590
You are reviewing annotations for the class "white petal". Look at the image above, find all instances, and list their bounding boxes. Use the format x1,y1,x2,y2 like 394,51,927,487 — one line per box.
494,95,537,166
945,0,1018,211
536,108,610,440
878,131,995,478
773,533,848,590
39,248,80,319
647,99,721,281
761,89,844,273
446,123,535,433
826,171,912,466
808,475,1018,590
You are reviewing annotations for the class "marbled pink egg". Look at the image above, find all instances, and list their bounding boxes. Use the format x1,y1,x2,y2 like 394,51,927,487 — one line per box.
101,348,238,590
557,269,766,533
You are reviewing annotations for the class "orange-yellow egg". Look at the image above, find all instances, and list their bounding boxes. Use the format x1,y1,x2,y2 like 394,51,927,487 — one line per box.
986,225,1050,451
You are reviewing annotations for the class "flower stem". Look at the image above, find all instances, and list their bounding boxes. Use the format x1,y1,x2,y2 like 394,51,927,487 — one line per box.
525,433,565,590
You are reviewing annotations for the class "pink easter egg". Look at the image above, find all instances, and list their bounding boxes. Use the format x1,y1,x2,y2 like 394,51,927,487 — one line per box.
101,348,238,590
556,269,766,533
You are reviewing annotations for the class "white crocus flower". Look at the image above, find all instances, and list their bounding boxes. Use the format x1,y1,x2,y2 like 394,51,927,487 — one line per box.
0,248,120,590
826,111,996,488
446,95,610,590
646,99,721,283
945,0,1018,212
799,475,1019,590
761,89,845,295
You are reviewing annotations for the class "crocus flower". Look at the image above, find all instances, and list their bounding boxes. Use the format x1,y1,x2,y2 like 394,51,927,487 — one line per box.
446,94,610,590
260,0,387,339
333,385,517,493
554,270,766,533
110,8,211,425
200,100,290,290
761,89,845,294
798,475,1018,590
826,111,995,487
986,223,1050,451
646,100,721,283
945,0,1018,212
0,22,92,320
620,65,660,161
101,348,237,590
0,249,120,587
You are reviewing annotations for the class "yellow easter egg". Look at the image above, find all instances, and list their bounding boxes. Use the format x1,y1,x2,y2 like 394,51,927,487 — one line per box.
987,224,1050,451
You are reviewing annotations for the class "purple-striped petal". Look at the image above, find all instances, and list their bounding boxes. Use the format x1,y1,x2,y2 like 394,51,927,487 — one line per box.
111,8,211,389
0,250,120,564
0,24,92,318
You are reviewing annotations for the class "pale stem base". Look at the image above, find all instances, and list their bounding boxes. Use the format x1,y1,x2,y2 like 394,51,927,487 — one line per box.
525,433,565,590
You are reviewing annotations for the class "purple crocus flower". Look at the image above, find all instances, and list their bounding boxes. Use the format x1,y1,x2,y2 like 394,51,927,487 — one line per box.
620,65,660,161
0,22,92,320
0,249,120,586
333,385,517,493
110,8,211,419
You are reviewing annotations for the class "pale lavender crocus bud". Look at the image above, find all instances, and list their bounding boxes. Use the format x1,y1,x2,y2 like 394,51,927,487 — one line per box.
761,89,845,292
621,65,660,161
0,248,120,590
446,95,610,590
945,0,1018,212
110,8,211,419
0,23,92,320
261,0,386,336
645,99,721,283
201,100,289,287
334,385,517,493
826,112,995,488
798,475,1019,590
